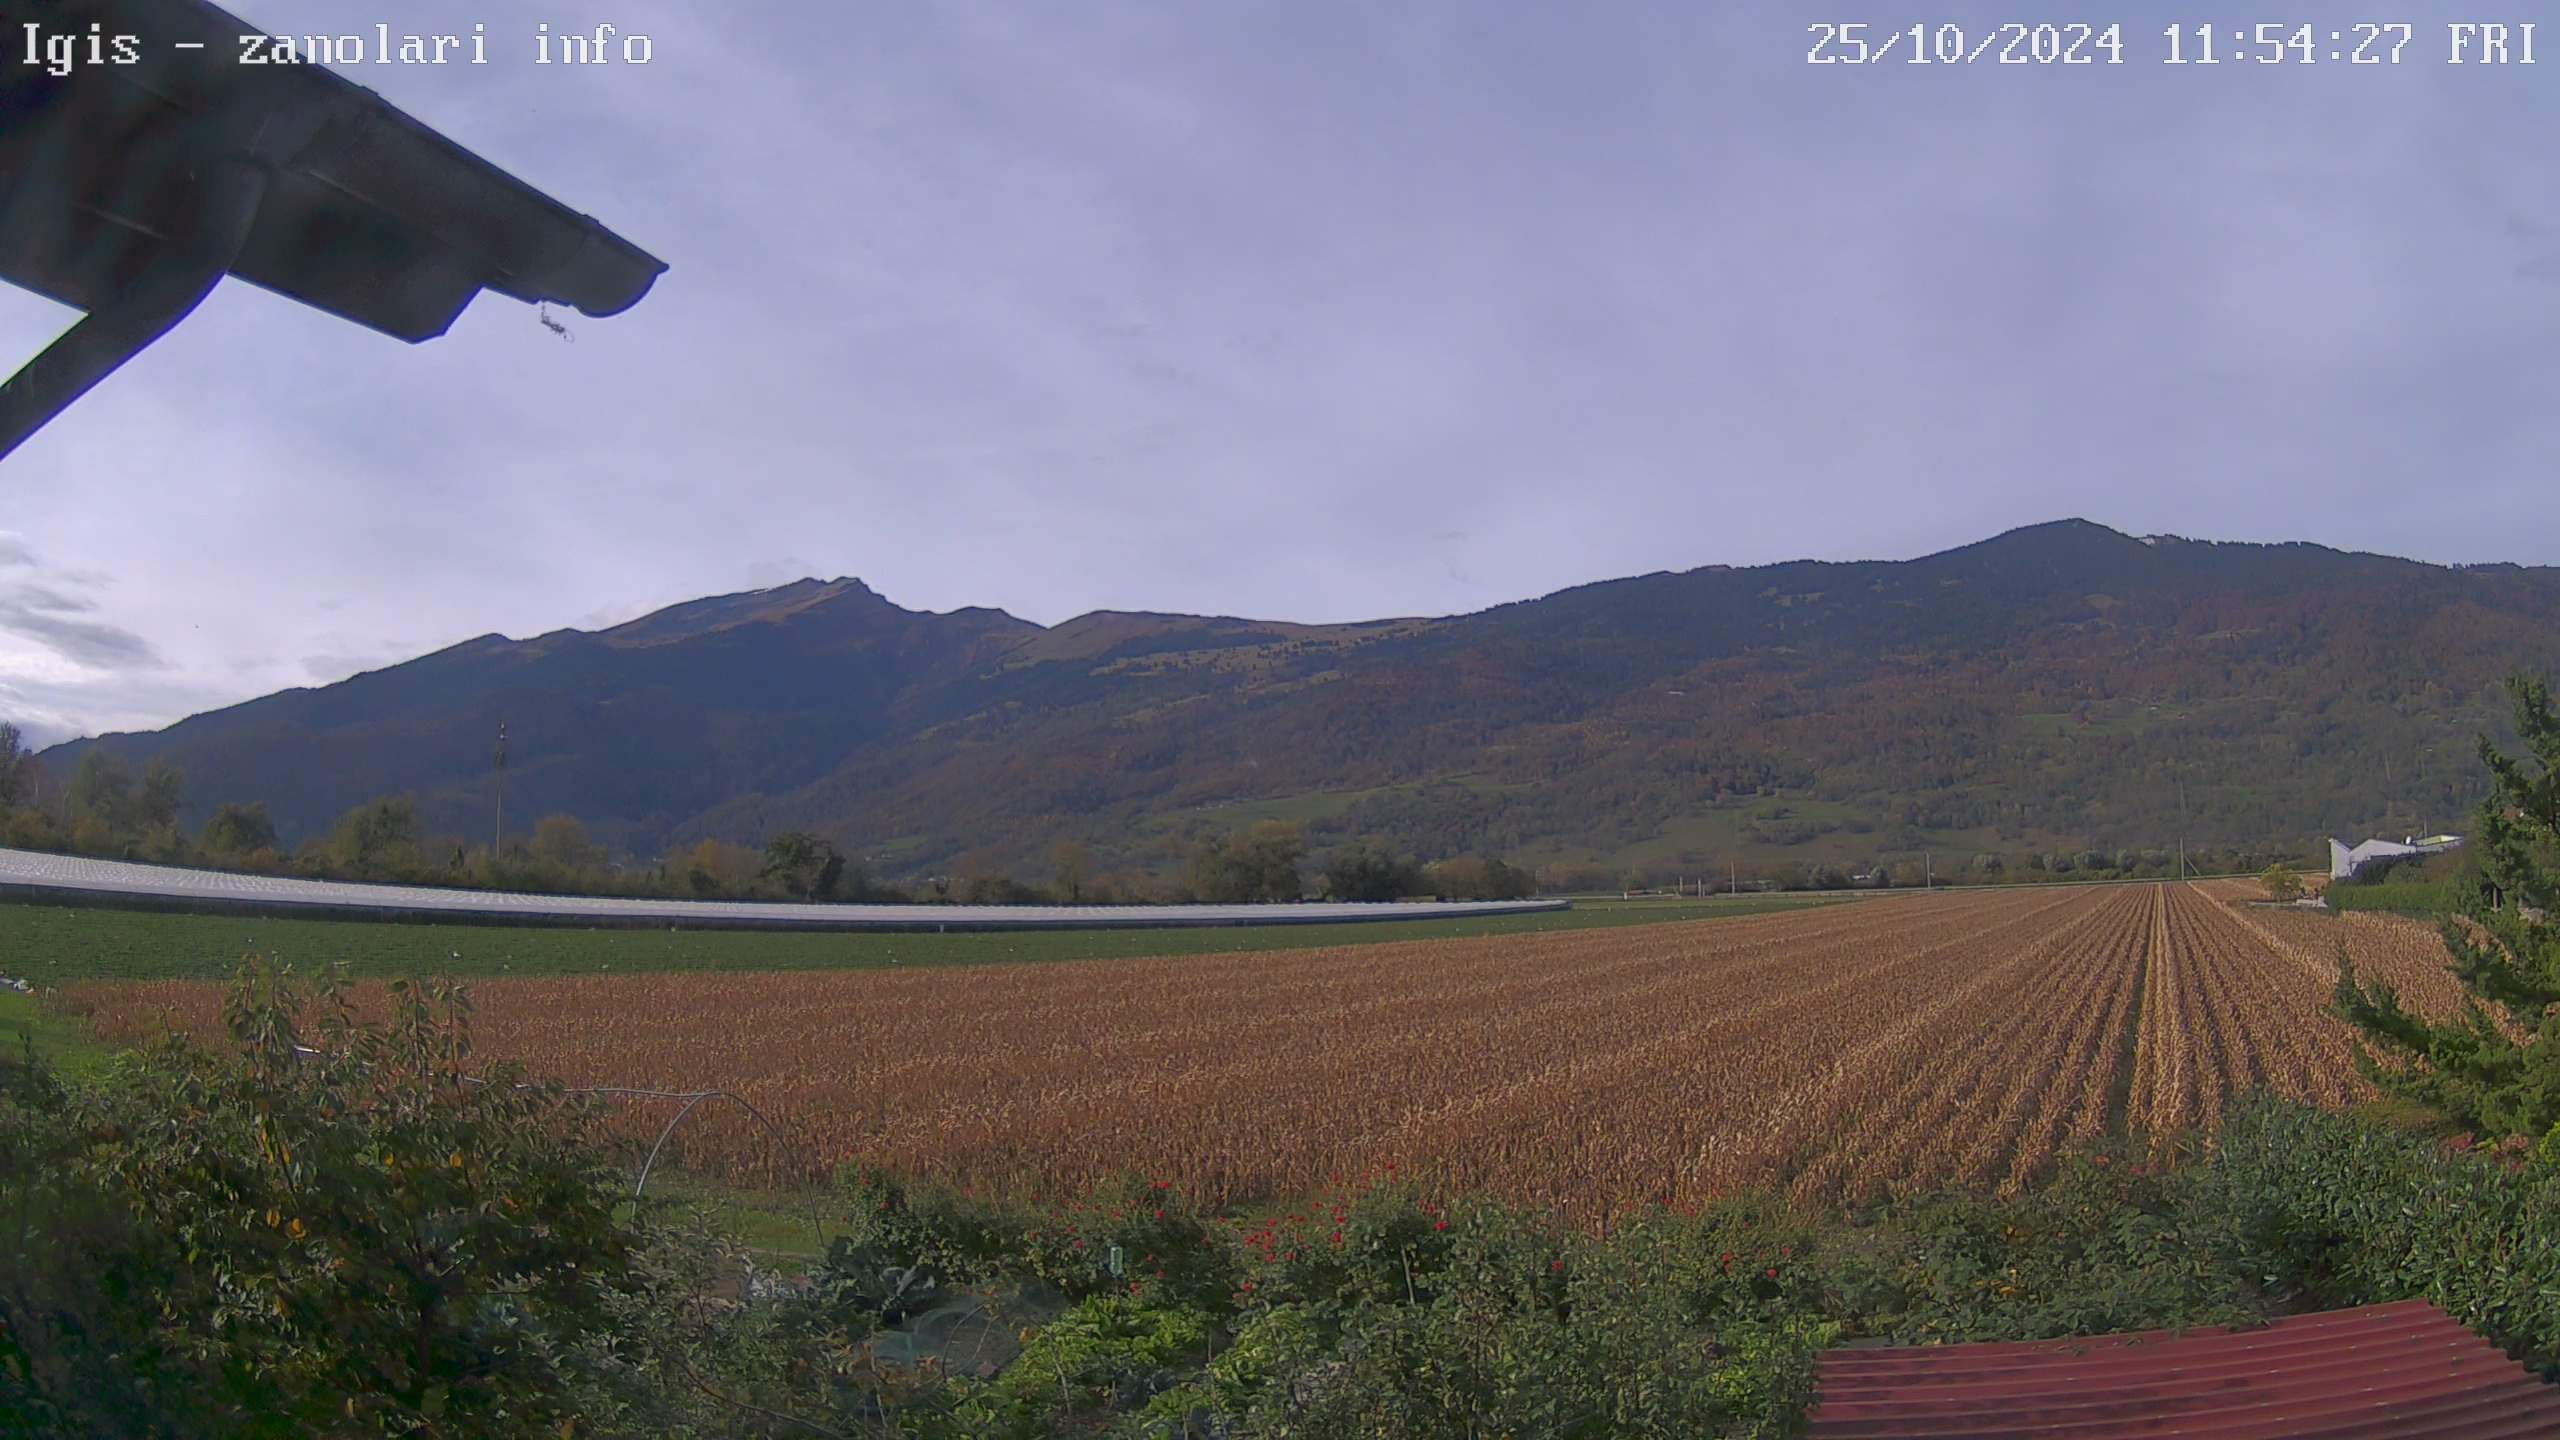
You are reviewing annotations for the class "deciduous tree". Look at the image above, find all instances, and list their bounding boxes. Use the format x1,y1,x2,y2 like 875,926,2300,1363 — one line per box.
761,831,846,901
136,758,184,830
325,795,421,877
0,721,28,809
1051,840,1094,904
1428,855,1535,901
530,814,605,874
199,801,278,858
67,751,136,832
1323,841,1424,902
1184,821,1306,903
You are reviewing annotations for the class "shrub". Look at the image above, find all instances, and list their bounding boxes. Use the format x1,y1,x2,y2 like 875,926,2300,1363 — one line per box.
1829,1143,2264,1346
2325,879,2460,916
1322,843,1426,902
948,1295,1213,1437
2186,1094,2560,1373
1226,1277,1828,1439
0,957,721,1436
1425,856,1535,902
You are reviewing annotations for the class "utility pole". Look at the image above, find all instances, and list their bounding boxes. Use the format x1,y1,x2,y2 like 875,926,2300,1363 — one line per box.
493,719,508,858
1926,851,1933,890
2176,766,2189,883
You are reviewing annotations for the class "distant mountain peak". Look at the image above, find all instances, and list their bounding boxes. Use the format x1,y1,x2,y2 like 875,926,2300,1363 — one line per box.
585,574,911,648
740,575,874,602
1919,518,2155,569
1975,517,2134,545
41,520,2560,885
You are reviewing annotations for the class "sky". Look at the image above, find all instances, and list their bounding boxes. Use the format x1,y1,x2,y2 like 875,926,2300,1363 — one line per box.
5,2,2558,745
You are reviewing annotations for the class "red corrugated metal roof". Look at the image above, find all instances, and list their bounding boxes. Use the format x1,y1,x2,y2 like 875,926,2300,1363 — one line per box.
1807,1299,2560,1438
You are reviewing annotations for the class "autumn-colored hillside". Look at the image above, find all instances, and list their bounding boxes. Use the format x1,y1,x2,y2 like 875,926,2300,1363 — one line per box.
40,520,2560,880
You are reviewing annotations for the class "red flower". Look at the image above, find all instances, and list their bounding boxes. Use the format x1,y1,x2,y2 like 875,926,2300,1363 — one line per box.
1766,1267,1779,1279
1550,1260,1564,1272
1434,1219,1448,1231
1154,1210,1166,1220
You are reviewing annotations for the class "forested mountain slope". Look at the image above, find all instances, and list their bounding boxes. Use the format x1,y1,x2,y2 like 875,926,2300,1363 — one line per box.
42,521,2560,879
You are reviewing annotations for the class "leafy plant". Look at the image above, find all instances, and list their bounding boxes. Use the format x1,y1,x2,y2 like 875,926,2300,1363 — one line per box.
946,1295,1213,1438
0,956,721,1437
2187,1095,2560,1374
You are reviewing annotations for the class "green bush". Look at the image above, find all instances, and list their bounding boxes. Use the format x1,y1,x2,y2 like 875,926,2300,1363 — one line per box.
1584,1195,1824,1330
25,957,2560,1440
946,1295,1213,1437
1223,1277,1829,1439
1827,1145,2264,1346
1227,1177,1542,1314
825,1168,1242,1313
2325,879,2462,916
2185,1095,2560,1373
0,958,735,1438
1204,1303,1326,1407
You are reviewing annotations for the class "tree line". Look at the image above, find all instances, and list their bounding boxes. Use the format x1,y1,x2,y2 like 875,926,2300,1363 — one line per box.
1541,842,2310,896
0,734,1542,905
0,725,2300,907
0,726,2301,908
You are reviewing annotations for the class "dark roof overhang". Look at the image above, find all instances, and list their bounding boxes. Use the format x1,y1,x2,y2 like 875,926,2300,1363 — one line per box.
0,0,666,459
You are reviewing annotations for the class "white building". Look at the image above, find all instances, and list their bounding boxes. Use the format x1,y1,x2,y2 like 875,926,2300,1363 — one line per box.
2328,833,2464,881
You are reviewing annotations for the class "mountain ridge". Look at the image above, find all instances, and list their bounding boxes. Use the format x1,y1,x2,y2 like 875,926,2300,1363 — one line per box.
35,520,2560,879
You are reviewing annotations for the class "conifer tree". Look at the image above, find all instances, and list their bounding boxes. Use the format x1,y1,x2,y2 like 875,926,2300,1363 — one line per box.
2335,673,2560,1151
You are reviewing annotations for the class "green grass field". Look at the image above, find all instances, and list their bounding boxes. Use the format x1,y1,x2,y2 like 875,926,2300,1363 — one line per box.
0,891,1856,986
0,990,119,1081
2324,881,2460,918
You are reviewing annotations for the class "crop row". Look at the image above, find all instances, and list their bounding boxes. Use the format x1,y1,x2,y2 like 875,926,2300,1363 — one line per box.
66,882,2469,1220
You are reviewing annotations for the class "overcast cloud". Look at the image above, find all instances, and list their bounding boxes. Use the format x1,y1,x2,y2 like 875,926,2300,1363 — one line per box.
4,2,2556,744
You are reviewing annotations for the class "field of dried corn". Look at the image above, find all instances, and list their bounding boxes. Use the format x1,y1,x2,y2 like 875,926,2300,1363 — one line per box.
67,881,2468,1220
